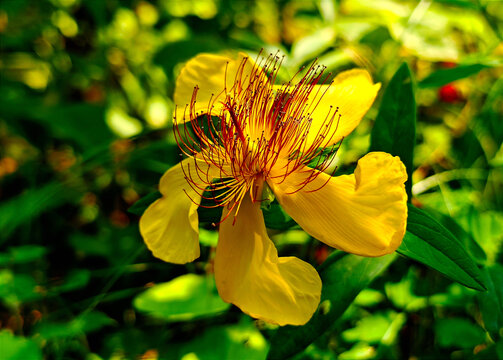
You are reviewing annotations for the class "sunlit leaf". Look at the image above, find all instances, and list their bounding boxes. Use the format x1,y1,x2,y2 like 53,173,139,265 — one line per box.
198,228,219,247
290,26,335,68
459,208,503,263
384,272,428,312
338,343,376,360
178,319,268,360
353,289,385,308
342,311,405,344
133,274,230,322
429,283,476,308
0,331,42,360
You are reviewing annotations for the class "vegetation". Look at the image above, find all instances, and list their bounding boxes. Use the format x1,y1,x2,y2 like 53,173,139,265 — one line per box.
1,0,502,359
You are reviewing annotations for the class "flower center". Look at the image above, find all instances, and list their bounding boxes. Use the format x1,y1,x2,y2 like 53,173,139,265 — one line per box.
174,52,343,221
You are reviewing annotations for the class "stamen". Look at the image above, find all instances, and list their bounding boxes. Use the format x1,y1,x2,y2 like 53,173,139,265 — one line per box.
173,52,345,219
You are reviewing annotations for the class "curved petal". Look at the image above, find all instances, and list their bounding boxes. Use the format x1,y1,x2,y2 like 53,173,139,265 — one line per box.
270,152,407,257
306,69,381,147
214,195,321,326
174,52,258,122
139,157,220,264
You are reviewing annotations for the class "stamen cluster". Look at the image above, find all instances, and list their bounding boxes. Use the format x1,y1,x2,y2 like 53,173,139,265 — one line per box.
174,53,343,219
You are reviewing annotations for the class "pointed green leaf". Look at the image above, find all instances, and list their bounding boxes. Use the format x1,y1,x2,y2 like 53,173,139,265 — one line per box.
398,204,486,291
419,64,488,88
369,62,416,200
267,253,396,360
424,207,487,264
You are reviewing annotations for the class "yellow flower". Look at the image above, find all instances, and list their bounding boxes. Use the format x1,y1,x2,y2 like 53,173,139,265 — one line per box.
140,52,408,326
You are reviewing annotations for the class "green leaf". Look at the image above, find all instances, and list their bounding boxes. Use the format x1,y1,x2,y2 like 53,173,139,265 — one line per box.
33,104,114,150
262,201,298,230
398,204,486,291
0,246,47,266
198,228,219,247
1,99,114,151
133,274,230,322
369,62,416,200
178,319,268,360
478,264,503,341
49,269,91,295
477,76,503,149
474,339,503,360
0,270,42,306
0,182,80,244
0,331,42,360
127,191,162,216
267,253,396,360
459,209,503,263
342,311,406,344
419,64,488,88
353,289,385,308
338,343,376,360
425,207,487,264
385,271,428,312
435,318,486,348
154,37,226,77
36,311,115,340
290,26,335,68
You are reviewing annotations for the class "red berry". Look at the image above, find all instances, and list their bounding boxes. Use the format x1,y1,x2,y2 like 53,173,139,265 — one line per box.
439,84,459,103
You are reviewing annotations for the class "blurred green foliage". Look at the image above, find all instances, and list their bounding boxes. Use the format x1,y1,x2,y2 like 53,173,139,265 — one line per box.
0,0,502,359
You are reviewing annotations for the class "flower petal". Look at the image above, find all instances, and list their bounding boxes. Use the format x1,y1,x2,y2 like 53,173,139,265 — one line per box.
214,195,321,325
139,157,219,264
270,152,407,257
174,52,257,122
306,69,381,147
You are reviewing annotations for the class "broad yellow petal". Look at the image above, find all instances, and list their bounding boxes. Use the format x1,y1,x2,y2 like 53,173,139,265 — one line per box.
306,69,381,147
270,152,407,257
174,52,257,122
214,195,321,325
139,157,220,264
